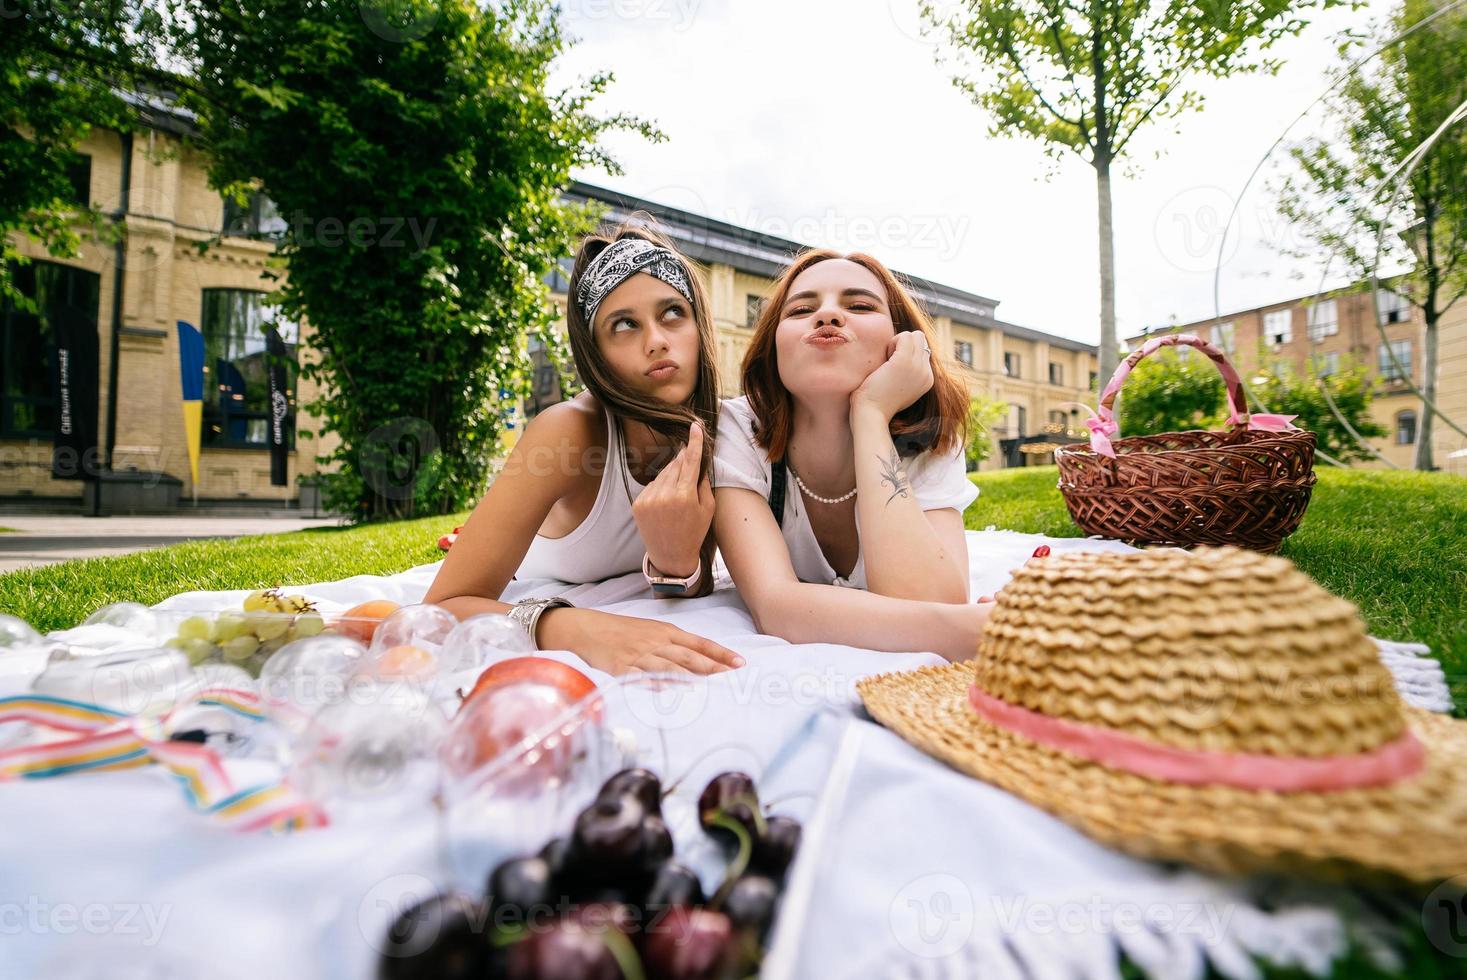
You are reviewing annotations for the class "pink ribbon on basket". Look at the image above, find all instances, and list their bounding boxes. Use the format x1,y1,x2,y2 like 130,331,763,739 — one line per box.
1227,410,1301,432
1078,405,1121,459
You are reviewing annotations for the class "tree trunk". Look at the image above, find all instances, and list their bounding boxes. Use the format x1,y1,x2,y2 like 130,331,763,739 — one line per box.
1416,307,1438,470
1094,154,1119,389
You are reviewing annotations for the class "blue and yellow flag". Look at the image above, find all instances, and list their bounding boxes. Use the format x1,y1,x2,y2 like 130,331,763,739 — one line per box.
177,320,204,488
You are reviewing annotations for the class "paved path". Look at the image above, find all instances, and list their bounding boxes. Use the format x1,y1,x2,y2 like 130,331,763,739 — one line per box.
0,516,343,575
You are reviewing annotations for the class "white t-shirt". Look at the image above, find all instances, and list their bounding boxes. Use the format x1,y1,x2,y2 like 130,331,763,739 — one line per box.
712,396,980,589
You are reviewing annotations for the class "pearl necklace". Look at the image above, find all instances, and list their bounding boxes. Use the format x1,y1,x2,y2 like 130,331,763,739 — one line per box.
789,467,857,505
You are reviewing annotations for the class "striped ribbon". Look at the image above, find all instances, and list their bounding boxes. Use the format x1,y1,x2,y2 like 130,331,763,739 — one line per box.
0,688,328,833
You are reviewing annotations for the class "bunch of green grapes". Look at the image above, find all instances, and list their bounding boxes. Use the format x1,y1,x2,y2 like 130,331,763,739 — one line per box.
165,588,325,677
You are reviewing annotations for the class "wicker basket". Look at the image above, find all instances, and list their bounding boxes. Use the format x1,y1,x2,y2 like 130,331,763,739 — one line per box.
1055,333,1317,553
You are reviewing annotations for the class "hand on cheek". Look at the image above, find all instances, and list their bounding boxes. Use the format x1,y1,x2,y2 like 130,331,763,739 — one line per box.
850,331,935,421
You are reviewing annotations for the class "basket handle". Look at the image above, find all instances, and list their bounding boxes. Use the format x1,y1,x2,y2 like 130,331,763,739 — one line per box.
1080,333,1298,458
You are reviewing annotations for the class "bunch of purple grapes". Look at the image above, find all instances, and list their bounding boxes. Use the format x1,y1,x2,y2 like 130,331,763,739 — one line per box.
378,768,802,979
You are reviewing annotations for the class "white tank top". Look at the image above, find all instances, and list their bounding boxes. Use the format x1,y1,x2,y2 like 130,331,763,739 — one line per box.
513,406,648,585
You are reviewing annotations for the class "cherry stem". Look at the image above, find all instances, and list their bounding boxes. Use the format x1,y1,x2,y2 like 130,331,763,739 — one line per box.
709,811,754,910
601,928,647,980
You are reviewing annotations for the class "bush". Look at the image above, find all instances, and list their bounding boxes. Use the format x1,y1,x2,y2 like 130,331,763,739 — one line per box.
1115,346,1226,436
965,396,1008,469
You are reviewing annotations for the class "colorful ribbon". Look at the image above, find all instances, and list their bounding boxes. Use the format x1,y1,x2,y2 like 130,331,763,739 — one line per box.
968,684,1424,792
0,689,327,833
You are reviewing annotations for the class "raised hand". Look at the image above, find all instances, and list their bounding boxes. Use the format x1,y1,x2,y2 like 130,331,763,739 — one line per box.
631,420,715,580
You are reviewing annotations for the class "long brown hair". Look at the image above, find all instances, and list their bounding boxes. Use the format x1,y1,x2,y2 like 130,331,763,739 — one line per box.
741,249,968,461
565,214,720,478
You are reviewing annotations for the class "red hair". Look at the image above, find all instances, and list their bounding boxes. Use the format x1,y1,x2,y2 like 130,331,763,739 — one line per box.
740,249,969,461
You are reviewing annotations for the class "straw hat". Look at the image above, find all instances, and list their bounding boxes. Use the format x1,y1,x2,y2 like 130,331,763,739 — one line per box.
857,546,1467,885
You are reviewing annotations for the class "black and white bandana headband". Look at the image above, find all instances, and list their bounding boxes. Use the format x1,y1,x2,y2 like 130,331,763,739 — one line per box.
576,238,694,324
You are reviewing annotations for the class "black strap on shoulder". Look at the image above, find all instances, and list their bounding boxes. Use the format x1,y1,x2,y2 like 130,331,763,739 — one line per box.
768,456,788,529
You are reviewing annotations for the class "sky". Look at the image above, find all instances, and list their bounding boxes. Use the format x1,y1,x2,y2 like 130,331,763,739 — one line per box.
548,0,1397,346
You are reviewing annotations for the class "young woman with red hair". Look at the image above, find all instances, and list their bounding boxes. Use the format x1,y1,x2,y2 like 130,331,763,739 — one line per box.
712,250,995,661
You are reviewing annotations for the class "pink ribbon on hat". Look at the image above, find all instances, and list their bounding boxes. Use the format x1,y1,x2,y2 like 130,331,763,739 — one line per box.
968,684,1424,792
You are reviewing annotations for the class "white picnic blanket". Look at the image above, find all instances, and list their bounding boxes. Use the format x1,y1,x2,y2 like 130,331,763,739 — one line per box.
0,530,1450,980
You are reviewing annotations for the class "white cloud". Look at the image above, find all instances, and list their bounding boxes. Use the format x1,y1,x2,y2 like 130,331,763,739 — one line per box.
551,0,1394,345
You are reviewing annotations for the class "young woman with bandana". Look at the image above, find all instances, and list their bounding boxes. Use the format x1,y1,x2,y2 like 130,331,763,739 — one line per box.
425,219,743,676
711,250,995,662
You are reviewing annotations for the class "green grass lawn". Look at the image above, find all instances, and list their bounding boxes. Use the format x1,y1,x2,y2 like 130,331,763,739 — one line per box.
966,465,1466,706
0,513,458,634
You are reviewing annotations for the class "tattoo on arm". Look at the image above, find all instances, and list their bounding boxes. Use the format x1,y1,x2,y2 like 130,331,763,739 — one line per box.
877,451,911,505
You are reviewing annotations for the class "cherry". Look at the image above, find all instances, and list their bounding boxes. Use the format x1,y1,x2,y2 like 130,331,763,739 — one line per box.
573,794,647,873
599,767,662,815
504,920,622,980
697,772,760,846
721,874,779,940
645,862,704,912
752,816,802,880
538,836,575,881
377,892,490,980
638,813,675,873
487,856,554,926
640,906,734,980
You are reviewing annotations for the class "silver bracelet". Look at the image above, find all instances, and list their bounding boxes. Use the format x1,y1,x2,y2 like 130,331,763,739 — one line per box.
508,597,574,649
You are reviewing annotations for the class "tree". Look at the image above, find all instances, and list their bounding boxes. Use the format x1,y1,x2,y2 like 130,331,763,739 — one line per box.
175,0,654,520
0,1,177,300
1250,351,1387,463
918,0,1357,388
1273,0,1467,470
965,395,1009,469
1116,346,1226,436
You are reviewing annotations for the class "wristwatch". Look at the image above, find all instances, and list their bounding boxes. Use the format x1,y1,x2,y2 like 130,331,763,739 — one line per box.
643,553,701,596
508,597,574,648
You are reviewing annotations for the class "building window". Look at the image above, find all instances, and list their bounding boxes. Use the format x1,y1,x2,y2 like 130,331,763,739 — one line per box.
1310,352,1340,378
65,154,92,208
1089,370,1098,392
1264,309,1292,346
745,294,764,328
200,289,298,449
1047,409,1067,431
1013,405,1027,436
1,261,101,438
1307,298,1338,341
1378,340,1412,382
1003,352,1021,378
1048,362,1063,386
1396,410,1416,445
1210,321,1236,356
1377,289,1410,325
954,340,973,366
222,191,288,241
